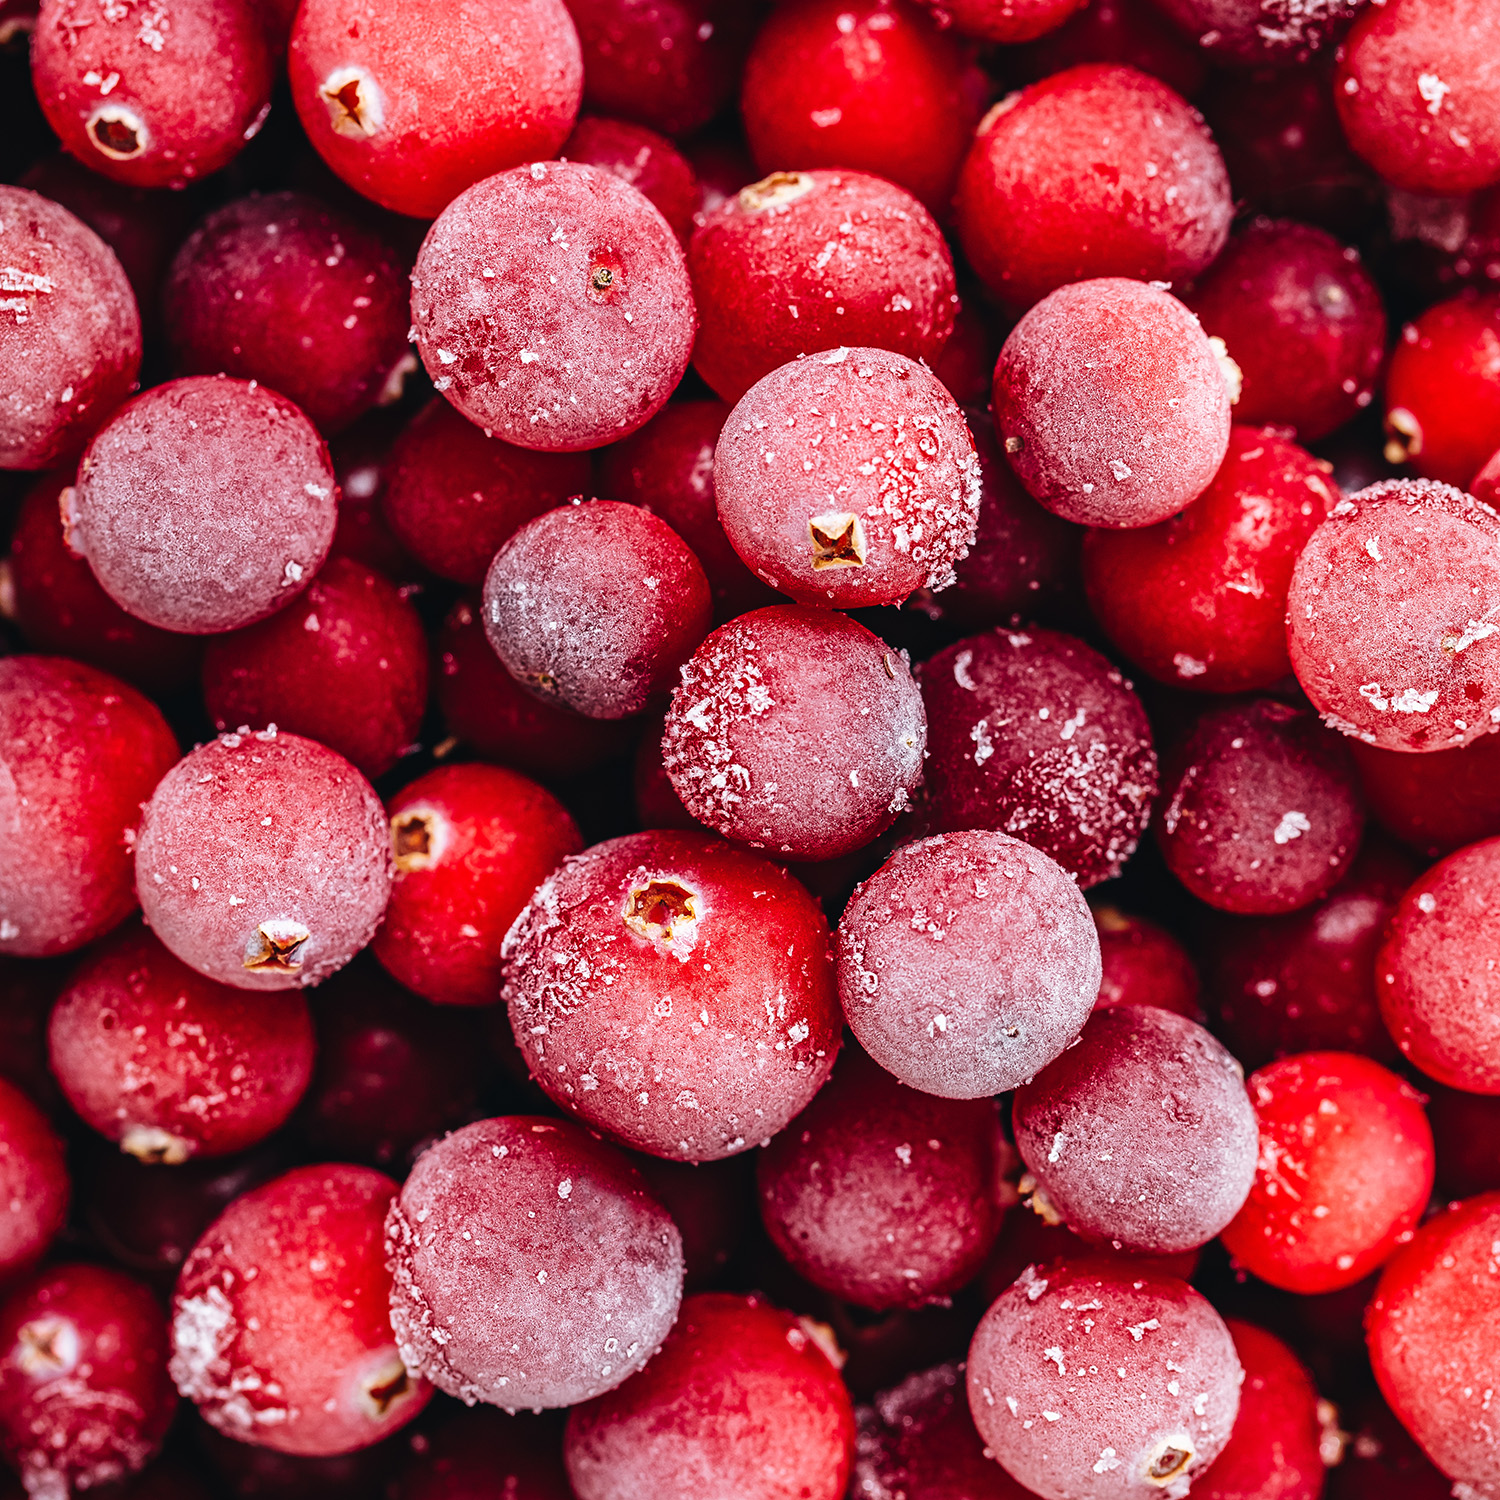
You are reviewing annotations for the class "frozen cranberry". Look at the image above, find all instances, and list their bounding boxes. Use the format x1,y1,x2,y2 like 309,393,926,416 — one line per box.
715,348,980,608
387,1116,683,1408
838,831,1101,1099
410,162,694,453
1092,908,1199,1019
482,500,712,720
564,1292,855,1500
687,170,956,406
325,415,414,582
598,398,778,620
435,597,634,778
1014,1006,1258,1254
289,0,581,219
565,0,753,138
503,829,840,1159
955,65,1231,313
135,729,392,992
967,1260,1242,1500
50,921,314,1163
914,0,1086,40
931,297,997,408
1427,1085,1500,1198
993,278,1234,530
1382,293,1500,489
0,656,177,958
1285,478,1500,752
1192,1321,1326,1500
8,472,201,694
918,628,1158,887
375,762,582,1008
172,1164,430,1455
632,711,703,831
0,1263,176,1494
661,606,926,861
201,557,428,781
686,135,758,225
758,1048,1004,1310
1187,221,1386,443
1204,839,1414,1068
629,1153,752,1290
740,0,983,216
31,0,271,188
1352,732,1500,855
1366,1192,1500,1494
396,1407,571,1500
1335,0,1500,196
1083,427,1340,694
0,186,141,471
0,1077,66,1282
562,117,698,243
1149,0,1364,64
163,192,410,436
1012,0,1208,99
69,376,337,635
1376,835,1500,1092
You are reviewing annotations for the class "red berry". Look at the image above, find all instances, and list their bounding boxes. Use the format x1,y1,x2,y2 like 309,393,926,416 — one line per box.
562,117,698,243
918,627,1158,887
0,656,178,958
687,169,956,407
172,1164,431,1455
502,829,841,1161
201,556,428,781
289,0,582,219
164,192,411,436
0,186,141,471
375,762,583,1008
0,1076,67,1282
386,1116,683,1408
1082,426,1341,694
0,1263,176,1495
913,0,1087,41
628,1153,753,1291
483,500,712,720
661,606,927,861
49,921,315,1163
1352,731,1500,855
1012,0,1209,99
837,830,1102,1099
410,162,695,453
31,0,272,188
993,278,1234,529
1149,0,1365,65
955,65,1231,313
135,729,392,992
564,1292,856,1500
1092,907,1200,1019
740,0,984,217
69,376,338,635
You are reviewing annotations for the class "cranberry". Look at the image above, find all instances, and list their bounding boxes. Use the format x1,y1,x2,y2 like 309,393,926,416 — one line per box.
1352,732,1500,855
1149,0,1365,65
993,278,1234,529
0,656,178,958
502,829,841,1160
0,1263,176,1495
1155,698,1364,915
1328,1392,1454,1500
172,1164,431,1455
966,1260,1242,1500
289,0,582,219
714,347,981,608
564,1293,856,1500
0,1076,67,1282
396,1407,571,1500
386,1116,683,1408
325,416,415,583
483,500,712,720
135,729,393,992
0,186,140,471
409,162,695,453
918,627,1158,887
1286,478,1500,752
955,65,1231,312
375,762,583,1008
31,0,272,188
164,192,411,436
913,0,1086,41
1083,426,1340,693
69,376,337,635
932,297,998,407
661,606,927,861
0,958,62,1114
1092,907,1200,1019
562,117,698,243
687,170,956,406
740,0,984,217
838,830,1102,1099
628,1152,752,1290
1011,0,1209,99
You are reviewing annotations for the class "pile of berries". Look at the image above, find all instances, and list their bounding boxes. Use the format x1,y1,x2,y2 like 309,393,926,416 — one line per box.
3,0,1500,1496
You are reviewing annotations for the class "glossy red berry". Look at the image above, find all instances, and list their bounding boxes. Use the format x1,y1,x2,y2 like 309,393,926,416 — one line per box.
0,1077,67,1282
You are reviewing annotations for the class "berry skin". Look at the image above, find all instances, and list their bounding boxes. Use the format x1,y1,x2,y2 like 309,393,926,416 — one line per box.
1092,908,1200,1020
562,116,699,243
0,1077,68,1283
374,762,583,1008
1221,1052,1434,1294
